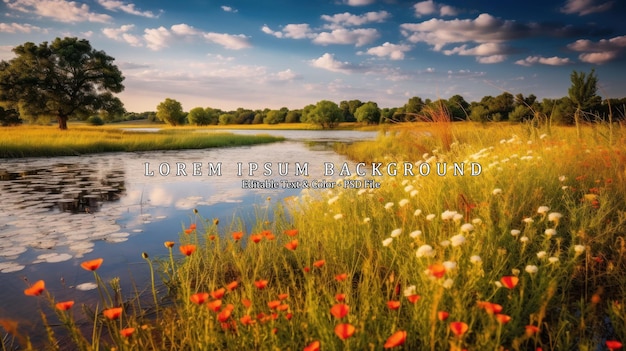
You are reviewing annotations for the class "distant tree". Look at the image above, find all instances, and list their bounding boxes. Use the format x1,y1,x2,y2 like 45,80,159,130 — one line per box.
447,95,470,120
156,98,185,126
0,106,21,126
235,109,255,124
0,37,125,130
354,102,381,124
219,113,235,125
264,109,286,124
469,104,489,122
403,96,424,120
569,69,601,137
380,107,398,122
285,110,301,123
188,107,212,125
300,104,316,123
309,100,343,129
509,105,533,122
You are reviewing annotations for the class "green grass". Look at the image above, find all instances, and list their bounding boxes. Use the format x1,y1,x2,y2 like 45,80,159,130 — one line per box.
6,120,626,351
0,125,284,158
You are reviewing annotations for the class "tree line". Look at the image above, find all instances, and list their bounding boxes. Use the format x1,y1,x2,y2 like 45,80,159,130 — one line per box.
1,37,625,129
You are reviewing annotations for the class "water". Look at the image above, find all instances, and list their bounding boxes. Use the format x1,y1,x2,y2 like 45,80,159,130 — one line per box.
0,129,377,340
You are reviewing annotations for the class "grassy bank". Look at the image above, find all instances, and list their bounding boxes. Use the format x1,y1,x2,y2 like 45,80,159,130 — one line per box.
0,125,284,158
6,121,626,350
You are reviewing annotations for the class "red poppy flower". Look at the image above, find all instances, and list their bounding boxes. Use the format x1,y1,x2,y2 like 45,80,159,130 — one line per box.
384,330,407,348
232,231,244,241
240,315,256,326
427,263,446,279
55,300,74,311
606,340,622,350
241,298,252,308
406,294,421,304
335,293,346,302
179,244,196,256
495,314,511,324
303,266,311,273
276,304,289,311
525,325,540,336
184,229,193,235
164,241,175,248
217,304,234,322
268,300,281,309
500,276,519,289
226,281,238,291
387,300,401,310
211,288,226,300
438,311,449,321
80,258,104,271
330,303,349,319
284,239,298,250
284,229,299,237
449,321,469,337
189,223,197,230
335,273,348,282
250,234,263,243
304,340,320,351
334,323,356,340
278,293,289,300
477,301,503,315
24,280,45,296
103,307,123,320
120,328,135,338
207,299,222,312
285,312,293,320
313,260,326,268
190,292,209,305
254,279,268,289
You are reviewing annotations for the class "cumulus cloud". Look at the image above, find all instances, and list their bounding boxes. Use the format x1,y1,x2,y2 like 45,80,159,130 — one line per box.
273,69,299,81
515,55,572,66
313,28,379,47
221,5,238,13
321,11,390,27
567,35,626,63
365,42,412,60
343,0,375,5
140,23,251,51
476,55,507,64
203,32,251,50
442,42,510,57
102,24,142,46
414,0,460,17
262,24,314,39
5,0,111,23
97,0,161,18
310,53,357,74
143,26,172,50
560,0,614,15
0,22,44,33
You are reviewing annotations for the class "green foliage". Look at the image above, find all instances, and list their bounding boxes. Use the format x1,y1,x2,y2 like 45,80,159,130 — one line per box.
0,37,125,130
309,100,343,129
264,109,287,124
87,115,104,126
219,113,236,125
156,98,185,126
569,69,601,137
0,106,21,126
354,101,381,124
187,107,212,126
285,110,302,123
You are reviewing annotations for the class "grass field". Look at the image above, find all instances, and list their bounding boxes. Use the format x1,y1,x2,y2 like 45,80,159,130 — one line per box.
5,120,626,351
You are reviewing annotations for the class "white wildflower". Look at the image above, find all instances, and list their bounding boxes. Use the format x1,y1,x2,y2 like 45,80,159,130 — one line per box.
390,228,402,238
441,210,457,220
450,234,466,247
512,268,521,276
559,175,566,182
537,206,550,215
328,196,339,205
403,285,417,297
333,213,343,220
492,188,503,195
510,229,521,237
440,240,451,247
548,212,563,223
384,202,394,210
520,236,530,243
544,228,556,237
382,238,393,247
548,257,559,264
363,217,371,224
414,209,422,217
398,199,409,207
523,217,534,224
426,214,436,221
460,223,474,233
525,265,538,274
472,218,483,225
409,230,422,239
410,189,419,197
442,278,454,289
443,261,457,271
416,245,435,258
452,213,464,223
574,245,585,255
470,255,482,264
536,251,547,259
404,185,414,193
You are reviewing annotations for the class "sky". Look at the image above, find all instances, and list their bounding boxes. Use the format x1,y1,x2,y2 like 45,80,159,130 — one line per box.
1,0,625,112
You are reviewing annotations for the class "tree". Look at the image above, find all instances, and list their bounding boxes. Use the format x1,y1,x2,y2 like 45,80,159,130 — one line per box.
0,106,21,126
187,107,211,126
0,37,125,130
568,69,601,137
354,102,381,124
309,100,343,129
285,110,301,123
156,98,185,126
264,109,287,124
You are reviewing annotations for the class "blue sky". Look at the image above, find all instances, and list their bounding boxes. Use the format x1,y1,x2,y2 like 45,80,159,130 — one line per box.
1,0,625,112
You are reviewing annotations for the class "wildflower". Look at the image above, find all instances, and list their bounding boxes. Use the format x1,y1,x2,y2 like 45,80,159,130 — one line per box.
414,209,422,216
241,298,252,308
334,214,344,220
522,217,534,224
407,294,421,304
303,267,310,273
409,230,422,238
335,293,346,302
438,311,449,321
416,245,435,258
510,229,520,237
184,229,193,235
80,258,104,271
232,231,243,241
179,244,196,256
335,273,348,282
449,321,469,337
284,239,298,250
574,245,585,255
334,323,356,340
328,195,339,205
606,340,622,351
439,240,451,247
313,260,326,268
363,217,371,224
525,325,540,336
460,223,474,233
558,175,566,182
441,210,457,220
453,213,464,222
240,315,256,326
426,214,436,221
536,251,547,259
427,263,446,279
512,268,520,276
450,234,466,247
210,288,225,299
382,238,393,247
442,278,454,289
103,307,123,320
120,328,135,338
492,188,502,195
164,241,175,248
384,330,407,348
544,228,556,237
24,280,45,296
384,202,394,210
520,236,530,243
284,229,299,237
330,303,349,318
496,314,511,324
189,223,197,230
190,292,209,305
524,264,539,274
548,257,559,264
403,285,416,297
55,300,74,311
500,276,519,289
226,281,238,291
250,234,263,243
398,199,409,207
207,300,222,312
472,218,483,225
443,261,457,271
304,340,320,351
268,300,281,309
390,228,402,237
537,206,550,215
387,300,401,310
548,212,563,223
254,279,268,289
470,255,482,264
217,304,234,322
278,293,289,300
478,301,503,314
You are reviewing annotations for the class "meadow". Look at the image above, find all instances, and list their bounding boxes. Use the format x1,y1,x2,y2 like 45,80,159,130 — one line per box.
4,120,626,351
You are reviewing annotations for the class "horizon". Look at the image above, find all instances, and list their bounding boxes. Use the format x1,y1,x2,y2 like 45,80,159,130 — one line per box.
1,0,625,113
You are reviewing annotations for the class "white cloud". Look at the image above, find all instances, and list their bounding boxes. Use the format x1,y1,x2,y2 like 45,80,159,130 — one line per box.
560,0,614,15
0,22,43,33
274,69,298,81
414,1,460,17
476,55,507,64
4,0,111,23
103,24,142,46
313,28,379,47
0,45,15,60
443,42,509,56
141,24,251,51
97,0,161,18
143,26,171,50
515,55,572,66
203,32,251,50
567,35,626,64
344,0,375,5
283,24,314,39
171,23,200,36
321,11,391,27
221,5,238,13
365,42,412,60
310,53,356,74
